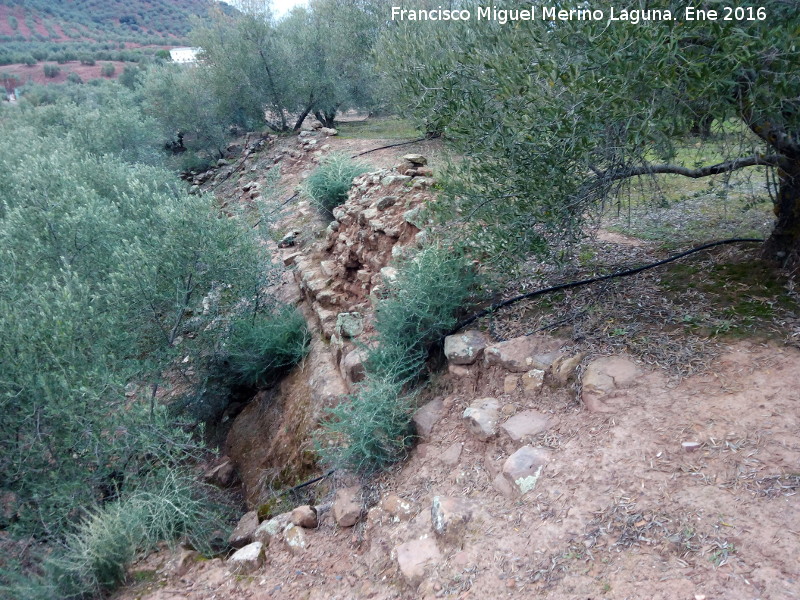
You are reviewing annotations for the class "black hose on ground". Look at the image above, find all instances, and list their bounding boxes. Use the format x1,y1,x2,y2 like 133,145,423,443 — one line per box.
447,237,765,336
278,469,336,497
351,137,427,158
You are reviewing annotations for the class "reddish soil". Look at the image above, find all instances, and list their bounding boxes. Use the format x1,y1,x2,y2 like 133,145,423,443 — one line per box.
112,341,800,600
0,5,32,38
30,16,49,38
0,61,128,86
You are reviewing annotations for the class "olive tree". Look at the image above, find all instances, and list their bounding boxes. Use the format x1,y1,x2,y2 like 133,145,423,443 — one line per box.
383,0,800,263
191,2,309,132
191,0,382,132
0,108,262,539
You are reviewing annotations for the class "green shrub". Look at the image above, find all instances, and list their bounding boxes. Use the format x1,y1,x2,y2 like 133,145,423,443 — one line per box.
303,154,369,216
4,471,231,600
321,245,480,472
100,62,115,77
368,245,479,379
43,64,60,78
0,114,264,542
322,378,414,473
225,306,310,387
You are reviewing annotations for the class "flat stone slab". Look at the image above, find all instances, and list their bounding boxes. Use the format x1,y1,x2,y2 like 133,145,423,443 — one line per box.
500,410,553,442
484,335,562,372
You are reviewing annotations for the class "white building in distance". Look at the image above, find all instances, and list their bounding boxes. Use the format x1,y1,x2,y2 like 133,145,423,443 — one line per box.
169,47,201,64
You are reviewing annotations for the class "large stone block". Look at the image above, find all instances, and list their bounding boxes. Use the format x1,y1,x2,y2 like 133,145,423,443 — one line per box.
462,397,500,441
444,330,490,365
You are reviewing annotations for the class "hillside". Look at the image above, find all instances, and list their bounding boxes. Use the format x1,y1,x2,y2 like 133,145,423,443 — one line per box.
0,0,235,64
105,124,800,600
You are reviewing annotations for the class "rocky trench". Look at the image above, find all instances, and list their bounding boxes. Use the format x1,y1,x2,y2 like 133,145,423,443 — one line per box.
191,141,650,590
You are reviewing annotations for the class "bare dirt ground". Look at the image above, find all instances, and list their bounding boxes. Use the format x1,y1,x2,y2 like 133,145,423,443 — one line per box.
113,340,800,600
0,61,130,86
112,131,800,600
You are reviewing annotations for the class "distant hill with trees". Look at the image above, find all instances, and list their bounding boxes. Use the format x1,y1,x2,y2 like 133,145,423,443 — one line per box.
0,0,237,65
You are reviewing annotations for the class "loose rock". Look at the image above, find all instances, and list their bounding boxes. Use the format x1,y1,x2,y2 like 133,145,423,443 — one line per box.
228,510,259,549
522,369,545,395
381,494,416,521
500,410,553,443
462,397,500,441
333,486,362,527
431,496,473,547
336,312,364,339
283,523,308,554
413,397,444,440
395,537,441,588
502,446,549,495
403,154,428,166
581,355,640,412
227,542,264,574
484,335,562,372
444,330,490,365
291,505,318,529
253,513,291,546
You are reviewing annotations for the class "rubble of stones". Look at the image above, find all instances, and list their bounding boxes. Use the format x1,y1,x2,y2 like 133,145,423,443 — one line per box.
192,142,648,590
180,125,339,199
282,154,438,394
219,321,643,589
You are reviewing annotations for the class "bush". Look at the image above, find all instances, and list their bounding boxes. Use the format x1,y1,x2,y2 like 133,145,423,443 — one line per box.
303,154,369,216
321,378,414,472
225,306,310,387
3,471,231,600
0,114,264,541
43,64,60,78
100,62,115,77
368,246,479,378
321,246,479,472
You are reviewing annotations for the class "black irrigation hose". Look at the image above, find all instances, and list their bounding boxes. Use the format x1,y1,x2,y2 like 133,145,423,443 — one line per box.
272,239,762,492
447,237,765,336
351,137,427,158
278,469,336,497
